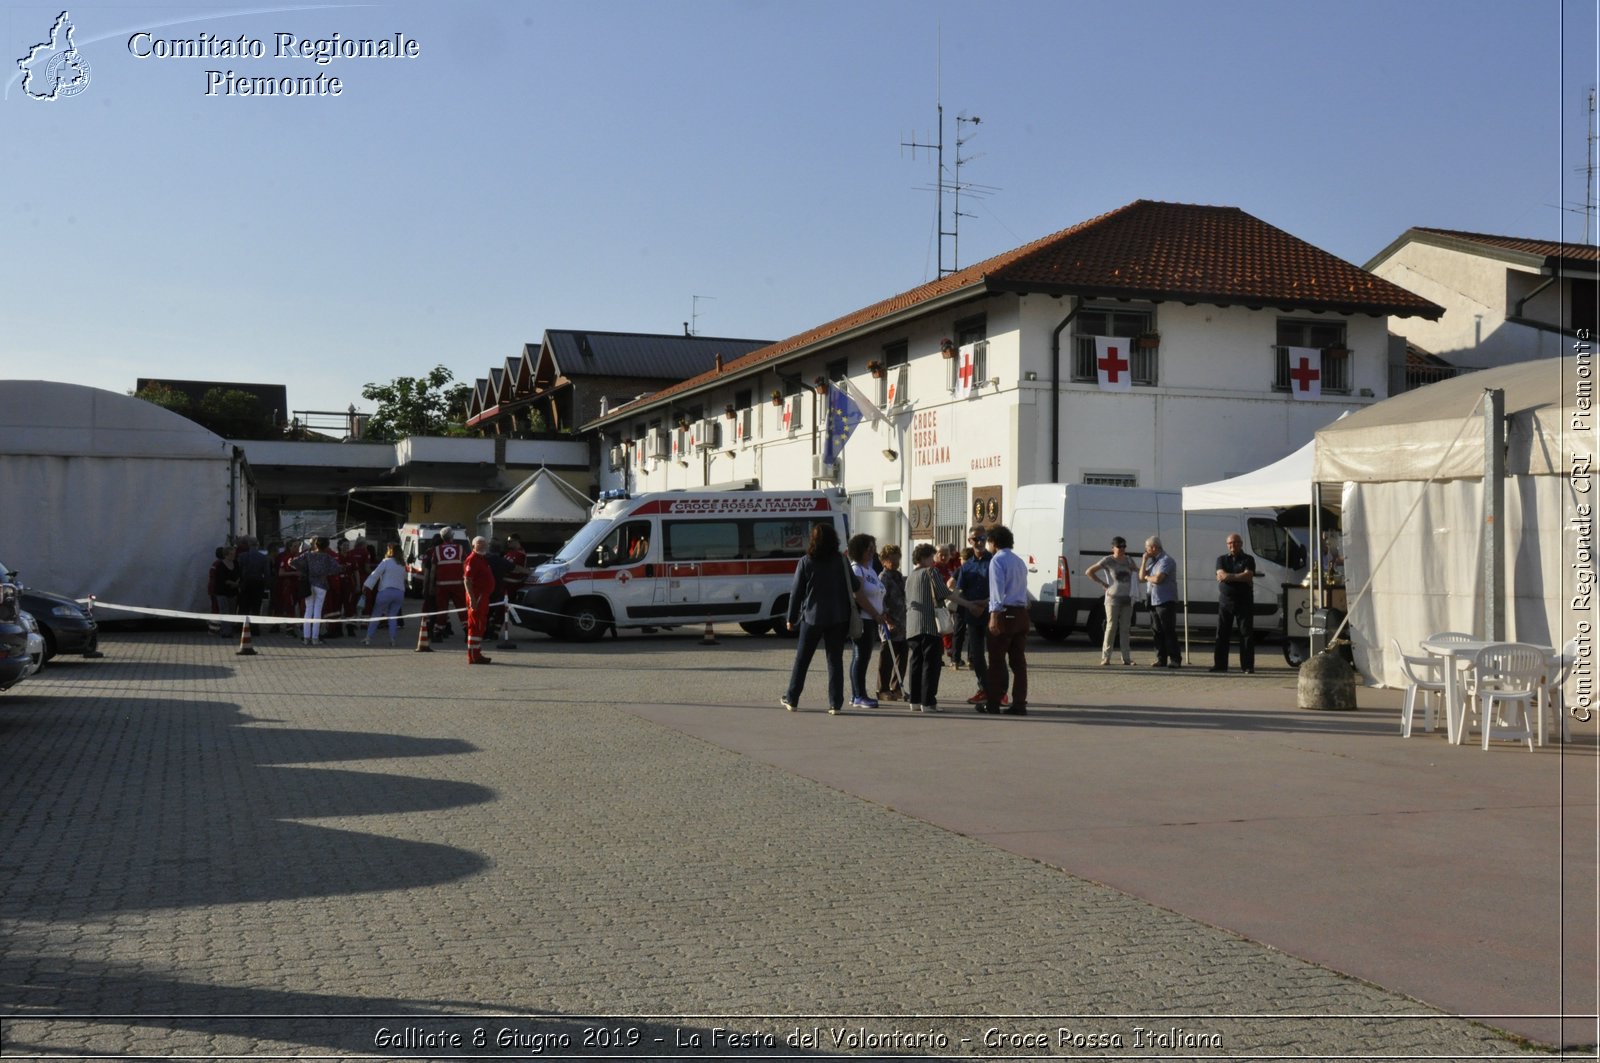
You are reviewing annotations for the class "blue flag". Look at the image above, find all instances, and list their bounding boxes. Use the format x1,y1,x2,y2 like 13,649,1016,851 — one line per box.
821,383,861,465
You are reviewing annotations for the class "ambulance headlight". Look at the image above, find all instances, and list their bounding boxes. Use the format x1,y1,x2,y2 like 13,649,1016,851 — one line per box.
533,563,567,585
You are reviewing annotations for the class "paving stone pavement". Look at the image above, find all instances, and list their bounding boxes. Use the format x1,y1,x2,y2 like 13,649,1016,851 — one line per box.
0,626,1564,1059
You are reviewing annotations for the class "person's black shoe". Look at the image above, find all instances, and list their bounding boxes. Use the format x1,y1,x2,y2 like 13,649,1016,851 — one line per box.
1208,666,1227,673
1001,705,1028,715
1150,660,1168,668
1243,668,1255,674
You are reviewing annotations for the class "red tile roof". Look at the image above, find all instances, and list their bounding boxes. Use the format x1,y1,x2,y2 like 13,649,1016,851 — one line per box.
1410,227,1600,263
595,200,1442,422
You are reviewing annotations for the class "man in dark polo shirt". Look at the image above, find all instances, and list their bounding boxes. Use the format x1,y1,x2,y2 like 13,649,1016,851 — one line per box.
1211,533,1257,674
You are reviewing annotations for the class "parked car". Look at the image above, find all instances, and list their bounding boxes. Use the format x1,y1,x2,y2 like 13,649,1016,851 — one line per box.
0,585,45,691
0,560,98,662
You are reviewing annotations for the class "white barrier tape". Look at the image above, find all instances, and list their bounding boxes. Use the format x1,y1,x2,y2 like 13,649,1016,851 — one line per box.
78,598,575,627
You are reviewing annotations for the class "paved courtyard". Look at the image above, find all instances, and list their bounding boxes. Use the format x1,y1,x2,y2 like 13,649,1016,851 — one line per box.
0,624,1593,1059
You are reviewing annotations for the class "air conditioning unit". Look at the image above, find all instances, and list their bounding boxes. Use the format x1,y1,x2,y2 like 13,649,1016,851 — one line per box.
696,419,720,452
785,394,805,433
646,428,669,460
812,455,839,482
607,444,625,471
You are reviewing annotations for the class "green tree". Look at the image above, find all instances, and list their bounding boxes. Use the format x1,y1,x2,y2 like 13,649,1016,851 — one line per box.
361,365,472,442
197,387,277,439
134,382,191,415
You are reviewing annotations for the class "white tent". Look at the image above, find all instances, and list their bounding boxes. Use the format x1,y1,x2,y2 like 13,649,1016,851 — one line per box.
0,381,252,611
1312,358,1592,687
1181,436,1318,511
485,467,592,531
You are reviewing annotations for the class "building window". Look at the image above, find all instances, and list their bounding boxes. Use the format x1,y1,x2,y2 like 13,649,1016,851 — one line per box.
933,479,967,550
1082,472,1138,487
950,316,988,390
1073,306,1156,385
882,340,908,407
1274,320,1350,393
825,358,847,383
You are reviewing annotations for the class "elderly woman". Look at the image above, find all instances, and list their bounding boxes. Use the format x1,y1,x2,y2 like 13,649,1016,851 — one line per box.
781,523,858,715
904,543,982,713
846,533,891,709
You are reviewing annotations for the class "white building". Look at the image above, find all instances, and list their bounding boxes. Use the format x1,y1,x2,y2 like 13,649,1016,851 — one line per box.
1365,228,1598,370
587,200,1441,548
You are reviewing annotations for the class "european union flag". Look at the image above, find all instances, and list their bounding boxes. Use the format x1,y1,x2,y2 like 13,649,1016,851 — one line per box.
821,383,861,466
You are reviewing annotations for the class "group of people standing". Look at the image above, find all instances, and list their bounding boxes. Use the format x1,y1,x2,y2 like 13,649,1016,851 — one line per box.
779,523,1031,716
1086,534,1257,674
205,530,529,665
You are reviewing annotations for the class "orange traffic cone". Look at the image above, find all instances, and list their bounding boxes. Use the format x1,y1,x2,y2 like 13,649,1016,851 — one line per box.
701,622,719,645
414,615,433,652
235,618,257,656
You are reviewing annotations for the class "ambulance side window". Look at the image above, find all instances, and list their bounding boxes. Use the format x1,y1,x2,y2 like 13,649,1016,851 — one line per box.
750,519,809,559
664,520,739,561
590,520,651,568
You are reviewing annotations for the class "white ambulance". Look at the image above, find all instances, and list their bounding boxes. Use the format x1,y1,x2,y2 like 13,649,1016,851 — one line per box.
399,522,471,595
513,489,849,640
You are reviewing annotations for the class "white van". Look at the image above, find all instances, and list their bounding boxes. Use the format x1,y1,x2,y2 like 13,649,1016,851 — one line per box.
1010,483,1305,642
514,489,849,640
399,522,471,595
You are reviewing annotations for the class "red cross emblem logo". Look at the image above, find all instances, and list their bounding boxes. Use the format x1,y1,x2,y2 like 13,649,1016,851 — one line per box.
1289,356,1320,392
1098,344,1129,384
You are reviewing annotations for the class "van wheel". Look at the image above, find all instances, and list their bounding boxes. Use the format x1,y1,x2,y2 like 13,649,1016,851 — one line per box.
562,599,611,642
1082,604,1105,645
738,620,773,636
1283,639,1309,668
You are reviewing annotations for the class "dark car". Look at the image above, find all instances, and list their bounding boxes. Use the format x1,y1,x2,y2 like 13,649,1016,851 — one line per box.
0,585,45,691
0,560,98,662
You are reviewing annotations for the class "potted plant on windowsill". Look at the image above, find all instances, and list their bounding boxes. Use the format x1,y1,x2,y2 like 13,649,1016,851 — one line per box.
939,338,956,360
723,404,736,420
813,376,829,395
1136,332,1161,350
867,360,886,378
1323,345,1350,358
770,389,783,407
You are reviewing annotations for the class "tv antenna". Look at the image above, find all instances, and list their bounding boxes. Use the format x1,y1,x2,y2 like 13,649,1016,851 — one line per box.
900,53,999,277
685,294,714,336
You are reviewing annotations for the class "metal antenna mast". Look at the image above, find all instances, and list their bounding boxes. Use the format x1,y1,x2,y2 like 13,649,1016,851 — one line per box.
901,39,999,277
686,295,714,336
902,107,946,276
1587,89,1596,244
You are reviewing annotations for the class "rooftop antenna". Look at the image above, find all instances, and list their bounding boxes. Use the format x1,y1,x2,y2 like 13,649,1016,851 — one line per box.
688,294,714,336
1587,88,1596,244
900,32,999,276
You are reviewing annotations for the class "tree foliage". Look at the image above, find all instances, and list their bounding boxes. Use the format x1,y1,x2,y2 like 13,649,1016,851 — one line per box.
360,365,472,442
134,383,279,439
134,382,191,414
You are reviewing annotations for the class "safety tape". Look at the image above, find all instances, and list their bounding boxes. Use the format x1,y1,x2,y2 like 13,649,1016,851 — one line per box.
76,598,568,627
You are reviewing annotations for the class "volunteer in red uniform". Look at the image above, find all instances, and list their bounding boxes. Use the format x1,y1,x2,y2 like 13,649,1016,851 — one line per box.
273,541,302,620
463,535,496,664
428,528,468,640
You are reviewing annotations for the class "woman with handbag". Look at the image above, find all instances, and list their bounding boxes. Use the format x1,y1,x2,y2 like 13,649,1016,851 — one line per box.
904,543,983,713
780,523,858,715
846,534,891,709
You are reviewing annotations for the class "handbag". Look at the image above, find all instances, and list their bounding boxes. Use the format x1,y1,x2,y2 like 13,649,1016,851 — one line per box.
841,560,863,640
929,570,956,636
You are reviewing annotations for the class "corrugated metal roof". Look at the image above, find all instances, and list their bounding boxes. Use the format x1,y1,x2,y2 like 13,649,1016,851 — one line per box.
542,330,772,380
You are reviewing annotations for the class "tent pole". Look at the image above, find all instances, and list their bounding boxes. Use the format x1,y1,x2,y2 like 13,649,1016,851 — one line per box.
1181,514,1189,662
1483,388,1505,640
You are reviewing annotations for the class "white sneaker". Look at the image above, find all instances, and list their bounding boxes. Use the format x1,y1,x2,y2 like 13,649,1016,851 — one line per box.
909,703,924,712
361,637,371,646
925,703,941,712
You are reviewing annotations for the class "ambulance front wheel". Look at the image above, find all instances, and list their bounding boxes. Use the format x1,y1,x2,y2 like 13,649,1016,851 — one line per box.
562,599,612,642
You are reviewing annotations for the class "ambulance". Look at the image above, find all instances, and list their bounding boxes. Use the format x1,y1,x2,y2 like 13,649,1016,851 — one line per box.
512,489,849,640
399,522,471,595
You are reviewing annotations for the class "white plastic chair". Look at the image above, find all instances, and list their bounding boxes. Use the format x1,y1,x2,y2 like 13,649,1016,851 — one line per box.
1392,637,1446,737
1427,631,1477,742
1466,643,1546,751
1536,639,1580,745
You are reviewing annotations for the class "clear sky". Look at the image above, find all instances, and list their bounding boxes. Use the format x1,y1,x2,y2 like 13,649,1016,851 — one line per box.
3,0,1596,422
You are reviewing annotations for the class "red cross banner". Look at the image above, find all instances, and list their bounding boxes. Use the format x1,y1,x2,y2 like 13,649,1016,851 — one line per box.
1285,346,1322,400
1094,336,1132,392
955,343,977,399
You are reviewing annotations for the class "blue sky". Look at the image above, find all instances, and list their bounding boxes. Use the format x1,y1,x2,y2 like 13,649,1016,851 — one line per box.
3,0,1596,421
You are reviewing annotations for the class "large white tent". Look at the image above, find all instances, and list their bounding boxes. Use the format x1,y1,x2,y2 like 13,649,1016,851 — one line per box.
0,381,252,612
484,467,593,552
1312,358,1592,687
1181,436,1317,512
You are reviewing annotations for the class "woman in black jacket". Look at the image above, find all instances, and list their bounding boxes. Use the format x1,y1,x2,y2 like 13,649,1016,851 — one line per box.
780,523,856,715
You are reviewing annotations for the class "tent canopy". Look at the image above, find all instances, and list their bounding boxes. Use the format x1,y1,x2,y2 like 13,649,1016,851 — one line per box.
487,467,592,524
1313,358,1578,482
1181,437,1317,512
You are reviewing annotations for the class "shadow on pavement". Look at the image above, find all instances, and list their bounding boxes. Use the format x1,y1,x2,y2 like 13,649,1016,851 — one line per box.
0,698,493,916
0,959,823,1057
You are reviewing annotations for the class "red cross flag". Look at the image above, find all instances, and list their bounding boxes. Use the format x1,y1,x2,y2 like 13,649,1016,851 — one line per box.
1094,336,1132,392
1285,346,1321,400
955,343,977,399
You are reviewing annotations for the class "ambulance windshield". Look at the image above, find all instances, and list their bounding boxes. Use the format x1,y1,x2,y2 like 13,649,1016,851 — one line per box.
552,518,614,565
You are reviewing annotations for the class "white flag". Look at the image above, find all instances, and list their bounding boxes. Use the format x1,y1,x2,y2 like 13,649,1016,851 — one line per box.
839,375,885,427
1285,346,1322,400
955,343,977,399
1094,336,1132,392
